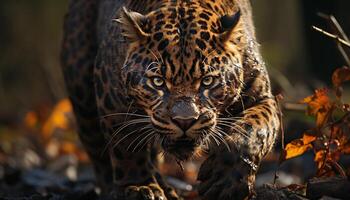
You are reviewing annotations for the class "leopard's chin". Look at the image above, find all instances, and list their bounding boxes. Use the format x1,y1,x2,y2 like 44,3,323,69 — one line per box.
162,136,200,161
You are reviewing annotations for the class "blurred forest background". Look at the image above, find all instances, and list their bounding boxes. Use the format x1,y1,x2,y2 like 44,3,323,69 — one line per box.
0,0,350,199
1,0,350,116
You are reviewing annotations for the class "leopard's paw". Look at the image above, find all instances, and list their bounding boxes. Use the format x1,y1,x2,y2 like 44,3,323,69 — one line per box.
198,170,250,200
124,183,167,200
197,153,252,200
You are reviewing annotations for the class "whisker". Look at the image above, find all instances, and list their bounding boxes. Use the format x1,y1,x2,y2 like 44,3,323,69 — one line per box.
239,95,246,111
139,133,157,151
207,131,220,146
217,123,248,138
224,120,251,136
123,101,134,122
216,119,241,124
111,119,150,140
112,118,150,128
108,120,151,147
218,120,244,130
217,116,243,121
112,130,139,150
216,121,241,128
109,120,151,149
146,66,160,74
210,128,231,152
202,49,217,65
155,134,163,147
204,130,217,147
152,134,160,147
101,121,149,156
126,125,153,151
214,127,231,141
101,112,149,119
149,49,162,64
217,123,251,141
155,50,164,64
133,131,155,152
159,135,165,148
212,134,222,147
145,61,159,72
215,126,241,147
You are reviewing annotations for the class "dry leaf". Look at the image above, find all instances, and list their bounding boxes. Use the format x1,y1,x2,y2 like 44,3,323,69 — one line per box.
314,150,326,169
301,89,333,128
41,99,73,139
331,114,350,154
284,142,312,160
283,133,316,160
24,111,38,129
303,133,317,144
332,66,350,88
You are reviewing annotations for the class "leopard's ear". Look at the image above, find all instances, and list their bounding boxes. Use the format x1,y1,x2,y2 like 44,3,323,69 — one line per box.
114,7,150,42
219,9,241,41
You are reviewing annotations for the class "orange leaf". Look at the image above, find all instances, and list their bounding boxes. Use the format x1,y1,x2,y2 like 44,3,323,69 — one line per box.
284,140,312,160
332,115,350,151
341,144,350,154
24,111,38,129
302,133,316,144
42,99,73,139
61,141,77,154
284,143,312,160
283,133,316,160
332,66,350,88
301,89,332,128
314,150,326,169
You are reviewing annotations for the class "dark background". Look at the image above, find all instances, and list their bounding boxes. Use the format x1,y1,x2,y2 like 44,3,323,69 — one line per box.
0,0,349,116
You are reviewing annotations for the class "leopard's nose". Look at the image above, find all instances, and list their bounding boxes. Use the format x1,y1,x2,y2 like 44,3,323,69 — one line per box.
172,117,197,131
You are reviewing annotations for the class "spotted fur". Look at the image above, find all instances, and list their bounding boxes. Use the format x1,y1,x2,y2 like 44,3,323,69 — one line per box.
61,0,280,199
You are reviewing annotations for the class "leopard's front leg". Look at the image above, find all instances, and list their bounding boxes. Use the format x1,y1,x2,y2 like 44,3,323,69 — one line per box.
110,146,179,200
198,98,280,200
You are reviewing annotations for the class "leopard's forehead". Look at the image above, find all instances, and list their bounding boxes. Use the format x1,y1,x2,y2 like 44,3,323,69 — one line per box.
125,2,242,86
148,4,222,40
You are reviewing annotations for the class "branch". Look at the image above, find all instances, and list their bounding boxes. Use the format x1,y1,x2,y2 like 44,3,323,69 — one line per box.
312,26,350,48
317,13,349,41
316,13,350,66
283,102,306,112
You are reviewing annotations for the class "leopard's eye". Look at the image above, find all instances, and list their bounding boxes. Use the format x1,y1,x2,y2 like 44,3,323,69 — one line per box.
201,76,214,87
151,77,164,87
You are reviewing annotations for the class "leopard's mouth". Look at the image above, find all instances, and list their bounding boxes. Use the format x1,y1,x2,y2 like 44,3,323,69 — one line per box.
162,136,200,160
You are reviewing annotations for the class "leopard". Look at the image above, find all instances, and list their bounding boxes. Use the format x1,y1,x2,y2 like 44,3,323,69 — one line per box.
61,0,280,199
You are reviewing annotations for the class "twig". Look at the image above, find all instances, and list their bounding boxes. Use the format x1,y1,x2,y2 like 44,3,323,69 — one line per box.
283,102,306,112
276,95,285,149
273,94,285,185
317,13,349,41
331,161,347,178
312,26,350,48
317,13,350,66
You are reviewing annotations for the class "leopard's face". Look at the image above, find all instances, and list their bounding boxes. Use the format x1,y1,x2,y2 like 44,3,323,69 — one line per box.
117,4,244,160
